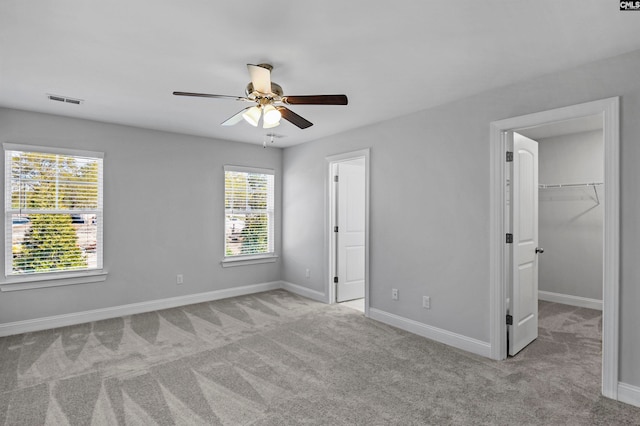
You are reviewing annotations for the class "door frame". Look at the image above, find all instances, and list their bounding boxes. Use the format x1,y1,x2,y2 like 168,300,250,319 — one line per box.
326,149,370,315
489,97,620,399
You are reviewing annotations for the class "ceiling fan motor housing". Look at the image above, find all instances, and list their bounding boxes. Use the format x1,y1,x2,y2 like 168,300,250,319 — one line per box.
245,82,283,98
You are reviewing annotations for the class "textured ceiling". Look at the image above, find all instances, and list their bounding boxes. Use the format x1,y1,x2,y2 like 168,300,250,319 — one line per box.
1,1,640,147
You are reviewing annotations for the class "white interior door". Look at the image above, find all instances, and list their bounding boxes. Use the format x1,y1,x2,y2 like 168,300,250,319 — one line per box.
509,132,539,356
336,159,365,302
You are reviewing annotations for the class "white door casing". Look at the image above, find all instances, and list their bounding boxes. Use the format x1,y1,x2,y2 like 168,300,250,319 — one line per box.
336,159,366,302
489,97,619,399
509,133,539,356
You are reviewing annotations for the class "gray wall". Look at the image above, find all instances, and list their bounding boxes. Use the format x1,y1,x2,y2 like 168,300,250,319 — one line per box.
538,130,603,300
0,108,282,323
282,49,640,387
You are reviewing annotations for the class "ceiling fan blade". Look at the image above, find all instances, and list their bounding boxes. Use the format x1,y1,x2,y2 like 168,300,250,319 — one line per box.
173,91,248,101
282,95,348,105
221,108,251,126
247,64,272,94
276,106,313,129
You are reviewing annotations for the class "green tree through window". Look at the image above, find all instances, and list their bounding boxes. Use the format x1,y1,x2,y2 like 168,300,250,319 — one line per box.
17,214,86,272
5,146,103,275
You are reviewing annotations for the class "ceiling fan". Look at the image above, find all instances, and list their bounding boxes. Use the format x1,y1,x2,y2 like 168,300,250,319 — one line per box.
173,64,348,130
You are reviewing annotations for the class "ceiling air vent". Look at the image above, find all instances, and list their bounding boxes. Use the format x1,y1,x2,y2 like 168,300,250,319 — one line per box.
47,94,84,105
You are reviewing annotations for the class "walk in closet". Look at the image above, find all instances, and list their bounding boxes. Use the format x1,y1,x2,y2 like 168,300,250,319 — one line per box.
535,128,604,308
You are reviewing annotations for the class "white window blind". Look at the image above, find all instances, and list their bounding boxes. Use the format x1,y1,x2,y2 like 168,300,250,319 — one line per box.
224,166,274,258
4,144,104,276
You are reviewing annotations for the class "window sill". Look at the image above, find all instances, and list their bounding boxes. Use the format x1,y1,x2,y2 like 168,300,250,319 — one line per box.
221,254,278,268
0,270,108,292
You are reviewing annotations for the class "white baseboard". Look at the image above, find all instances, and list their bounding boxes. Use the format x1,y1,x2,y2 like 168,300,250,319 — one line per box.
368,308,492,358
618,382,640,408
280,281,326,302
538,290,602,311
0,281,282,337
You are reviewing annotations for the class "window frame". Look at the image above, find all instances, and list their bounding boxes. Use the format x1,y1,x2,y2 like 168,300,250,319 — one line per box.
222,165,277,267
1,143,107,291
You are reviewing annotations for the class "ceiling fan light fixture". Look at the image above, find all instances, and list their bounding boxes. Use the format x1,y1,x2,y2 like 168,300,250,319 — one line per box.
263,120,280,129
262,104,282,126
242,106,261,127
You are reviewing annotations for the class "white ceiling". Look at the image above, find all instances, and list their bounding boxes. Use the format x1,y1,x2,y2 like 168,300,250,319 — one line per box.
1,1,640,147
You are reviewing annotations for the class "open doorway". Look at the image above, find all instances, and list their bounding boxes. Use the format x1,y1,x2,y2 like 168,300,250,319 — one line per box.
326,149,370,315
489,97,620,400
520,117,604,311
506,118,604,356
510,120,605,356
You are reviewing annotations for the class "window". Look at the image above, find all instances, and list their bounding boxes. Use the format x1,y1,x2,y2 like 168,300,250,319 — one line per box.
4,144,103,279
224,166,274,262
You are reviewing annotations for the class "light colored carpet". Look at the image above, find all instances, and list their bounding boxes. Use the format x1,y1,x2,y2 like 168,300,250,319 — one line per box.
0,291,638,425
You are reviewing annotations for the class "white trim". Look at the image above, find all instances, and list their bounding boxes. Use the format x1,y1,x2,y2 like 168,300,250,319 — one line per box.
489,97,620,400
3,142,104,159
618,382,640,408
0,281,282,337
0,270,108,291
224,164,274,175
601,97,620,400
325,148,370,317
489,123,507,361
281,280,326,302
369,308,492,358
221,254,278,267
538,291,602,311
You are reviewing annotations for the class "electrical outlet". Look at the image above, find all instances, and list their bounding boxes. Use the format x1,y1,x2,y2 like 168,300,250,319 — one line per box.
423,296,431,309
392,288,399,300
305,268,311,279
177,274,184,285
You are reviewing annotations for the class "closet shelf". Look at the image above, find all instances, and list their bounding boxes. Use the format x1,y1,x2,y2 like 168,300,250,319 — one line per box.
538,182,603,204
538,182,603,189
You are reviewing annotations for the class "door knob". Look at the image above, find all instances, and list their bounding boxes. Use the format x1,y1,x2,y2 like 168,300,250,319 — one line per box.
535,247,544,254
